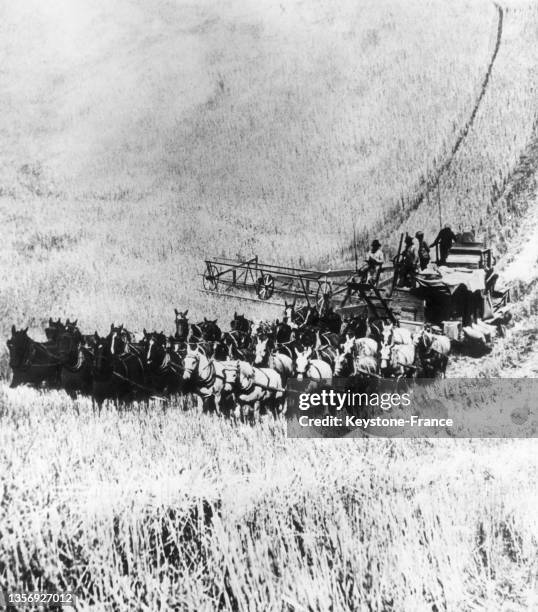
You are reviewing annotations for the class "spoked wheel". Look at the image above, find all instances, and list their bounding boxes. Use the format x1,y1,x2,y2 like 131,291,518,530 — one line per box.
316,280,333,315
203,263,219,291
256,274,274,300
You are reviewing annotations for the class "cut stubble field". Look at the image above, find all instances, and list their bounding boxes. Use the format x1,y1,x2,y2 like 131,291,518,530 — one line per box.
1,0,538,609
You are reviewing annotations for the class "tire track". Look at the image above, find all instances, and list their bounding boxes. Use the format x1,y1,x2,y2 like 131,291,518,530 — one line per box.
351,2,504,252
418,3,504,203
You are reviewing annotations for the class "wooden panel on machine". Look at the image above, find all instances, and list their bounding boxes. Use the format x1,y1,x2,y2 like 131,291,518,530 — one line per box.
445,242,492,269
390,288,425,322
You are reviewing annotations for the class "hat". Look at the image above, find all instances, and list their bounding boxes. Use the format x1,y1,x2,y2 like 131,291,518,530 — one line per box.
371,239,381,248
415,231,424,238
404,236,413,245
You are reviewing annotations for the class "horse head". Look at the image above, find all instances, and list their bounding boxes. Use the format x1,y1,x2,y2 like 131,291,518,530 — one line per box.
7,326,30,368
200,318,221,342
379,343,393,373
231,312,250,334
380,321,394,347
174,308,189,341
57,327,82,363
342,334,355,356
283,300,297,325
294,346,312,381
183,346,204,380
45,318,65,342
109,324,131,355
93,333,112,375
333,346,350,377
254,337,269,365
147,331,167,366
65,319,79,333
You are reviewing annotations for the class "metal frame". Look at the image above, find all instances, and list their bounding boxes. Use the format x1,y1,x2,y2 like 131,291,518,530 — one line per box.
200,255,394,313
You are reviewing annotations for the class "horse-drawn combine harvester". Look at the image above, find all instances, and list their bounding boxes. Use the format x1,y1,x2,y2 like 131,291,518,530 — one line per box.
5,231,512,415
200,231,512,355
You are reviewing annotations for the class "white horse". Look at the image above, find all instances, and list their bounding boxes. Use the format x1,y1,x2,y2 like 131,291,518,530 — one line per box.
224,360,285,420
333,347,352,377
353,354,378,376
379,343,415,378
414,329,450,377
381,322,413,346
418,329,451,356
333,348,377,378
294,347,333,384
182,347,233,413
253,337,294,385
354,336,378,357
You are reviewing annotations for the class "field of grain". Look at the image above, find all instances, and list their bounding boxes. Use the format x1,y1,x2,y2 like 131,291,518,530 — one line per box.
1,386,537,610
3,0,535,335
2,0,538,609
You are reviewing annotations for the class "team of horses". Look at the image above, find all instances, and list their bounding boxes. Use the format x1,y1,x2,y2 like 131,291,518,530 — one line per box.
6,302,450,418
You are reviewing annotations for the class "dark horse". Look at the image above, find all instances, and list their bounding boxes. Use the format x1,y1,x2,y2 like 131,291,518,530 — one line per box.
218,312,253,361
189,318,222,357
57,325,93,398
45,318,66,342
316,306,342,335
92,325,146,410
143,330,183,395
174,308,190,342
270,319,296,358
7,326,61,388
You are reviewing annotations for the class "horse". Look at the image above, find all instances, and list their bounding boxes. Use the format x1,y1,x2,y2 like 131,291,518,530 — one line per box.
294,347,333,384
45,318,66,343
283,301,316,328
380,322,413,346
414,329,450,378
316,306,342,334
189,318,221,357
224,360,285,420
294,325,318,351
312,330,338,369
92,330,146,410
221,313,254,361
354,336,379,357
252,319,273,339
273,319,296,358
174,308,190,342
7,326,61,388
340,312,369,340
367,318,388,344
182,347,234,414
230,312,252,335
379,342,416,379
143,331,183,395
333,347,354,378
253,337,294,386
57,325,93,397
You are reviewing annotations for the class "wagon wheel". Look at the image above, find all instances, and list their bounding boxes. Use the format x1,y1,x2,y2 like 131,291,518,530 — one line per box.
315,280,333,315
203,263,219,291
256,273,274,300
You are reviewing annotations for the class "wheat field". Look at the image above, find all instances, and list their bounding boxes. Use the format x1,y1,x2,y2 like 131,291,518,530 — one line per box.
1,387,538,610
3,0,536,333
1,0,538,609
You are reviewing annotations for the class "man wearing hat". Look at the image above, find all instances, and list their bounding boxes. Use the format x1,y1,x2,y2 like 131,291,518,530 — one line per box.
415,231,430,270
359,239,384,284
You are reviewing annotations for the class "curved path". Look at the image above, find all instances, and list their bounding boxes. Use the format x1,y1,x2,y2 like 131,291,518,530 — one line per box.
351,3,505,252
406,3,504,213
